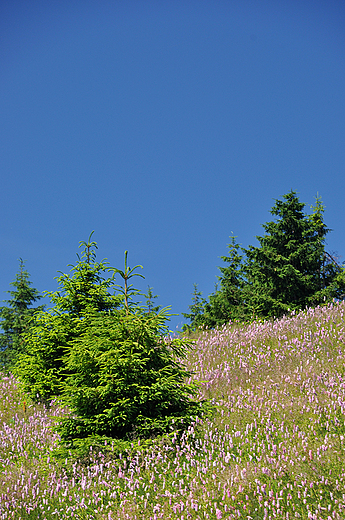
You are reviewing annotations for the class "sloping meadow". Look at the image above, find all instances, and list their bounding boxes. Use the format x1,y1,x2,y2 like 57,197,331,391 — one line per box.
1,302,345,519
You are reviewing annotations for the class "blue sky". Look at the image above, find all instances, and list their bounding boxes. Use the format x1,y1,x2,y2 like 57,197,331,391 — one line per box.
1,0,345,330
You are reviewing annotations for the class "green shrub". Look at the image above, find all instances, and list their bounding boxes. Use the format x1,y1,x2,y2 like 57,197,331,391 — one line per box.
56,307,205,443
13,233,209,453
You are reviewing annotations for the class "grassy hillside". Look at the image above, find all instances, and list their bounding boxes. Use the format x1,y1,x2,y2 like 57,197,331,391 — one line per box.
1,302,345,519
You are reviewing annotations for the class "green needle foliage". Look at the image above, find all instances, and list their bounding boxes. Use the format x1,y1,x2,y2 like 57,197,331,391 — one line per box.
182,284,207,331
202,234,248,326
13,233,208,452
13,232,122,402
185,191,345,328
113,250,144,315
244,191,345,317
57,308,204,444
0,259,44,370
144,285,161,314
244,191,333,317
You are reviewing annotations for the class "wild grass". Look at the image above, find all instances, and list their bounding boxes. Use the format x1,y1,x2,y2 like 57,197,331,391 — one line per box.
1,301,345,518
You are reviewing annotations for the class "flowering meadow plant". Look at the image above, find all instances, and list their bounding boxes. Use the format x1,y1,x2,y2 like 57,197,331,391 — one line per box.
2,301,345,518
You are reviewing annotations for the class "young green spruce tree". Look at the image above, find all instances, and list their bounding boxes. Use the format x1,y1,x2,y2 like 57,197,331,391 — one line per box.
13,233,122,401
14,234,208,452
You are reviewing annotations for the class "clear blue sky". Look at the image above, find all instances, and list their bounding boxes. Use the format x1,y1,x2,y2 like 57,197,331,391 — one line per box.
1,0,345,330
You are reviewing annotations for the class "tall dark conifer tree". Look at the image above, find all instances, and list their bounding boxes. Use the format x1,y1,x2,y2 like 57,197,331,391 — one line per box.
201,235,247,327
184,191,345,328
0,259,44,370
244,191,341,317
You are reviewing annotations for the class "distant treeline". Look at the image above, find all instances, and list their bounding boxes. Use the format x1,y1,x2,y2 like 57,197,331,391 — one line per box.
183,191,345,329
